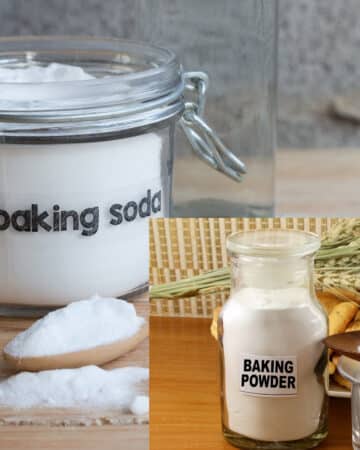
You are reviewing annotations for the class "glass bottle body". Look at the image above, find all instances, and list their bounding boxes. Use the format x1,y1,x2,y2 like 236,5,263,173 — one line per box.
219,231,328,449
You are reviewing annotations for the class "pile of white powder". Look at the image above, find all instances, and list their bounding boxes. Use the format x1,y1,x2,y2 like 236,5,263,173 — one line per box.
0,365,149,413
4,296,145,358
0,63,94,83
1,297,149,414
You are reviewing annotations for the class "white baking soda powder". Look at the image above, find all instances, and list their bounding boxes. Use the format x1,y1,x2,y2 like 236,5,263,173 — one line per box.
0,63,94,83
0,365,149,412
0,64,164,305
4,296,144,358
222,287,327,442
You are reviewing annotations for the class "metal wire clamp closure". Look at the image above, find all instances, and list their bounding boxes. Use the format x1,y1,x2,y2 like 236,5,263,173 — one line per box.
180,72,246,182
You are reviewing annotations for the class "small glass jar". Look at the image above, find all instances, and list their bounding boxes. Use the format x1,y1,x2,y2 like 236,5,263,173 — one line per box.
0,36,240,310
218,230,328,449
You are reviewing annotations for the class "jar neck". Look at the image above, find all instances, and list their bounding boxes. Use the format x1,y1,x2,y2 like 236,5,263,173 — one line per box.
230,254,315,292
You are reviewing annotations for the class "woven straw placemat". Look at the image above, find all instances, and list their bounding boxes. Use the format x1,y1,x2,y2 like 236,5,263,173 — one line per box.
150,218,339,317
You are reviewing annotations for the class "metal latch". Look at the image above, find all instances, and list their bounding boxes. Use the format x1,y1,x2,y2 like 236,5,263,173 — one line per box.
180,72,246,182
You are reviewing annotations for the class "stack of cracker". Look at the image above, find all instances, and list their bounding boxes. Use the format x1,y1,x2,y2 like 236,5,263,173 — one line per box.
322,293,359,390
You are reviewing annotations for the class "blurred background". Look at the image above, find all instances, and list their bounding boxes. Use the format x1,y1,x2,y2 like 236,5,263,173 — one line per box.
1,0,360,149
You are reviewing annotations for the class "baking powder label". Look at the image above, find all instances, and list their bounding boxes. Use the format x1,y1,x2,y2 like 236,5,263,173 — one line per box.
239,354,297,397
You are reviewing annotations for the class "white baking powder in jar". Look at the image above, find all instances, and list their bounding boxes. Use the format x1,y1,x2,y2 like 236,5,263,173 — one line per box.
219,230,328,449
0,37,186,308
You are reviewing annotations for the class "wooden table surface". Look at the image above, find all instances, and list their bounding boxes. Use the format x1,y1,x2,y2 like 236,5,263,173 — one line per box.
175,148,360,217
150,315,352,450
0,294,148,450
276,148,360,216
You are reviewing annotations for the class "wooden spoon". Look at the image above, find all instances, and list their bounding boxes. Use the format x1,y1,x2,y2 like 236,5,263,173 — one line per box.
3,322,148,372
324,331,360,361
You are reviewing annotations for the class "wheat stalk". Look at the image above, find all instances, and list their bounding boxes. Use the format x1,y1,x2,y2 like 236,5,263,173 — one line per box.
321,218,360,248
150,267,231,299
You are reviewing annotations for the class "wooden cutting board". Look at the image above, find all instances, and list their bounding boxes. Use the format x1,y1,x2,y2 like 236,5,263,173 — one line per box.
0,295,148,450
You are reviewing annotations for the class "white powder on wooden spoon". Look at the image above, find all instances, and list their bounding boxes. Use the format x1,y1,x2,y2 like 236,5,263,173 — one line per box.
4,296,144,358
0,365,148,412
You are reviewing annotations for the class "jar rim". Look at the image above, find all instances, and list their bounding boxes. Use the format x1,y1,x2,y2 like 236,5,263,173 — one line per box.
0,36,184,139
227,229,321,258
0,36,178,87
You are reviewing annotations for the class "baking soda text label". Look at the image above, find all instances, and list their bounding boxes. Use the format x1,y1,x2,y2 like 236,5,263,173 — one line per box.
0,189,161,237
239,354,297,397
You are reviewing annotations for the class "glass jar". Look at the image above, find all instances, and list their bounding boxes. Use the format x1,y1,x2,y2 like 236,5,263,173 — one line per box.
218,230,328,449
0,36,237,310
138,0,277,216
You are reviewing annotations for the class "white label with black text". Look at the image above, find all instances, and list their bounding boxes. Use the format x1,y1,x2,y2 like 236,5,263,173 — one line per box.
239,354,297,397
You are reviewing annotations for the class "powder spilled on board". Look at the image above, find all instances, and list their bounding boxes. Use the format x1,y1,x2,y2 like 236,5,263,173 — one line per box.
4,296,144,358
0,365,149,413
